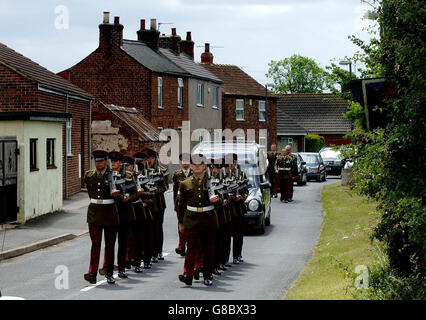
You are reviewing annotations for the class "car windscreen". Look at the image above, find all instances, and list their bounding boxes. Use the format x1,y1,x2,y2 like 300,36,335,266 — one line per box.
320,150,342,159
300,154,319,165
239,164,260,188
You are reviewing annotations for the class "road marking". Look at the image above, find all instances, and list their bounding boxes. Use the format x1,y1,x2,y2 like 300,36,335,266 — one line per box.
80,252,170,292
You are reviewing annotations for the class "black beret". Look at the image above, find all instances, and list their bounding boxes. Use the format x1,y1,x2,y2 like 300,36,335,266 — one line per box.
141,148,157,158
92,150,108,162
123,155,135,165
108,151,124,161
133,152,148,163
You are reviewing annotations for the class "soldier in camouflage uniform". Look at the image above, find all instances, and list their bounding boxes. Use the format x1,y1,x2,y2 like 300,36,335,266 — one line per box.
83,150,120,285
275,145,298,203
172,153,193,256
177,154,221,286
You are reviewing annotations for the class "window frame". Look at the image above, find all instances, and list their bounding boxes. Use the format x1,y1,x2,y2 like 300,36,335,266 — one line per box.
158,77,163,109
236,99,245,121
212,86,219,109
177,78,184,109
258,100,266,122
30,138,38,171
66,119,72,156
197,83,204,107
46,138,56,169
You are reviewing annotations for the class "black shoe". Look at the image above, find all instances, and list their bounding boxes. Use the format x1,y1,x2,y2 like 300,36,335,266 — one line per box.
158,253,164,260
118,271,128,278
238,256,244,263
203,279,213,286
233,258,240,264
152,256,158,263
178,274,193,286
106,275,115,284
225,263,232,268
175,247,182,255
285,200,289,203
272,194,278,198
193,269,200,281
280,199,285,202
288,199,293,202
125,261,132,269
135,266,143,273
143,262,151,269
219,264,227,271
213,268,221,276
84,273,97,284
98,268,107,276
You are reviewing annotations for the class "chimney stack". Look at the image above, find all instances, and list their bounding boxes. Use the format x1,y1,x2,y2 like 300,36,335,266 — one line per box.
200,43,213,65
99,12,124,53
137,18,160,51
179,31,194,60
159,28,181,54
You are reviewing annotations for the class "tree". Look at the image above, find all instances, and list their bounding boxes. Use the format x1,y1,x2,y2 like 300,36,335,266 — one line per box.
266,55,328,93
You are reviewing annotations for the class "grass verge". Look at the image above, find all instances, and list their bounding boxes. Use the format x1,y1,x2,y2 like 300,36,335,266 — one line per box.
283,182,380,300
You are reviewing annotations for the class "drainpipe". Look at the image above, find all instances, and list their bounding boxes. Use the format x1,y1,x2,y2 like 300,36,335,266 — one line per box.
89,100,92,169
65,94,69,199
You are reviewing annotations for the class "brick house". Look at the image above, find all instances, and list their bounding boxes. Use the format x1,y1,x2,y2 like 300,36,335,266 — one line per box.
0,42,93,222
201,50,278,150
58,13,216,157
277,93,352,148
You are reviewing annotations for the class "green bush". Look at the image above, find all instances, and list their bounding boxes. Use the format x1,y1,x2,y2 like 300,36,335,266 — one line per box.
305,134,325,152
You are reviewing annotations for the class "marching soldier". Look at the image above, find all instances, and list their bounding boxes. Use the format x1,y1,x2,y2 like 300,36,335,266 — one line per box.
275,145,298,203
227,153,248,264
83,150,120,285
220,161,234,270
267,144,279,198
172,153,193,256
134,152,156,269
142,148,169,262
107,151,138,278
177,154,220,286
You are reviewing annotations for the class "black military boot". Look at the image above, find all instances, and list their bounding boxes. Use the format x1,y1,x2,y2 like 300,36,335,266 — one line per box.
84,273,97,284
178,274,193,286
106,275,115,284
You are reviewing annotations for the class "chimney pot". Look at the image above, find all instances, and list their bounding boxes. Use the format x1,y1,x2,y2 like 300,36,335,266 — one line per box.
114,16,120,24
172,28,177,36
103,12,110,24
205,43,210,53
186,31,192,41
150,19,157,31
140,19,146,30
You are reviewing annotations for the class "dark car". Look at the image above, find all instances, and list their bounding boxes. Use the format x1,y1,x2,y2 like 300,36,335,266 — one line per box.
319,147,345,176
298,152,327,182
293,153,307,186
192,142,271,234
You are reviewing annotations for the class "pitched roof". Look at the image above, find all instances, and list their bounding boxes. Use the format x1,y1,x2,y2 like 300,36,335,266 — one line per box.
202,64,276,98
276,110,307,135
121,40,189,76
103,103,161,142
159,49,222,83
277,93,352,134
0,42,92,99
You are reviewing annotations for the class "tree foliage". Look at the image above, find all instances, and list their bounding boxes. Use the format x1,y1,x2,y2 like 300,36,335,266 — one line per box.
343,0,426,292
266,55,328,93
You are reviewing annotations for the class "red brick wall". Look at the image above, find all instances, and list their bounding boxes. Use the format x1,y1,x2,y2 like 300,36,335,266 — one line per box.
150,73,188,130
0,64,91,198
0,65,38,110
324,134,352,146
60,49,152,119
222,95,277,147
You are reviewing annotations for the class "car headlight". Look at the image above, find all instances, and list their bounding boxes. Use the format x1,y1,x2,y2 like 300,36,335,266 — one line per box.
248,199,260,211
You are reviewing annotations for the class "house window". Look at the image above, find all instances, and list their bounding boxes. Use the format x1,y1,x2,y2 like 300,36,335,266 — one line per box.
236,99,244,121
259,101,266,121
158,77,163,108
66,119,72,156
177,78,184,109
212,87,219,109
259,136,267,151
197,83,204,106
46,138,56,168
30,138,38,171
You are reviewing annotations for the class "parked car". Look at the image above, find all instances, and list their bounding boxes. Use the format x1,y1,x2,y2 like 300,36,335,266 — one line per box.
293,153,307,186
298,152,327,182
319,147,345,176
192,142,271,234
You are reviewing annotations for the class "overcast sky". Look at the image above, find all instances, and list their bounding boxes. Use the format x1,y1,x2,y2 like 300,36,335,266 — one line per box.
0,0,375,85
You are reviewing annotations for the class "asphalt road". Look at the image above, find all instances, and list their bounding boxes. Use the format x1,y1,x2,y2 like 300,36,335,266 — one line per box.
0,178,340,300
